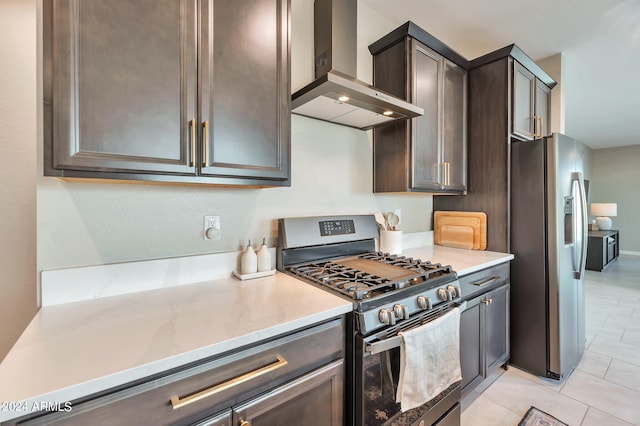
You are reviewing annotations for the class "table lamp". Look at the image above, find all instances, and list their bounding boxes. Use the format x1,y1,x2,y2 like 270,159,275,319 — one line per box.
591,203,617,230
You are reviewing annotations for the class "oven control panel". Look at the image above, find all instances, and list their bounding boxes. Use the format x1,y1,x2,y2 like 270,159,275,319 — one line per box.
357,280,462,335
319,219,355,236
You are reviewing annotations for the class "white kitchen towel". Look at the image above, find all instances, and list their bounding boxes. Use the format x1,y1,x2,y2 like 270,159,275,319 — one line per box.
396,306,462,412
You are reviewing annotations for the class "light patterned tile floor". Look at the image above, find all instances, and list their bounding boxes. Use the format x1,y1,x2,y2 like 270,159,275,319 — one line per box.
461,255,640,426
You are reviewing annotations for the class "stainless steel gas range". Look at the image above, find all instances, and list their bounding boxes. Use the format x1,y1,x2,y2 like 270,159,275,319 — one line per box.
277,215,462,426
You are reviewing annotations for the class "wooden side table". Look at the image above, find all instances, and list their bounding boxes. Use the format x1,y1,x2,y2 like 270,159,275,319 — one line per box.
586,230,620,271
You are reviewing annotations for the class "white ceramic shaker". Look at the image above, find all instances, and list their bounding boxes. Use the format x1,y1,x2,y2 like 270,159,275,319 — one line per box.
257,237,272,272
240,240,258,274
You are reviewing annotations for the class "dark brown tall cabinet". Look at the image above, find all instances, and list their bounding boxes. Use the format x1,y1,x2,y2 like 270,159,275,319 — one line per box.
433,45,556,252
43,0,290,187
368,22,468,194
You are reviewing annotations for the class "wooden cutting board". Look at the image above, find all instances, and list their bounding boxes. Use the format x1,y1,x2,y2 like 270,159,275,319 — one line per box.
434,211,487,250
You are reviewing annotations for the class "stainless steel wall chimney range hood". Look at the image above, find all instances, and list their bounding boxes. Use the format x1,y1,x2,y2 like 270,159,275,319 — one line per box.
291,0,423,130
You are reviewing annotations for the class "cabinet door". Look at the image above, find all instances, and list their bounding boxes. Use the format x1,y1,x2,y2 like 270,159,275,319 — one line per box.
192,410,232,426
484,284,510,373
50,0,197,174
459,298,483,395
535,79,551,138
442,60,467,193
199,0,290,181
411,41,442,191
233,360,344,426
512,61,535,140
435,404,461,426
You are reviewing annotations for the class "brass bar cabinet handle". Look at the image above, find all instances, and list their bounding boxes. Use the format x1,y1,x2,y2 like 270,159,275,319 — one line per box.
447,162,451,186
533,115,542,138
472,276,499,287
202,120,209,167
170,356,288,410
189,119,196,167
537,116,543,138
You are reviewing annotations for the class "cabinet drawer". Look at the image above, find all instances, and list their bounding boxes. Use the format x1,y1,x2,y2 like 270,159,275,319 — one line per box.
12,318,345,426
459,263,510,301
233,360,344,426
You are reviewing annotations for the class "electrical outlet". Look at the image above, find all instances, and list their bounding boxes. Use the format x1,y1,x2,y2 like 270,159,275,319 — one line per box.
204,215,220,240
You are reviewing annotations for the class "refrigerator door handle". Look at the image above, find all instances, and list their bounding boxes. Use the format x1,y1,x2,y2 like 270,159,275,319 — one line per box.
572,172,588,279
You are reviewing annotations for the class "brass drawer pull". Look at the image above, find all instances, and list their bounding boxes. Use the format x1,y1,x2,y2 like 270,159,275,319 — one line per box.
472,276,499,287
170,355,288,410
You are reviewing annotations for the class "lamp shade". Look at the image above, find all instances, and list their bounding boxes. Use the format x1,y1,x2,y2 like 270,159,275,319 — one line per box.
591,203,617,217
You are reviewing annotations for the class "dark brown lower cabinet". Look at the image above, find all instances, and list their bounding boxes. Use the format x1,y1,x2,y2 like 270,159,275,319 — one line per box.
460,282,510,397
586,230,619,271
6,318,345,426
230,361,343,426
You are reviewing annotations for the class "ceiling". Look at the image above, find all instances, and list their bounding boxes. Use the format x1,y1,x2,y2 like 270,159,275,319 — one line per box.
361,0,640,150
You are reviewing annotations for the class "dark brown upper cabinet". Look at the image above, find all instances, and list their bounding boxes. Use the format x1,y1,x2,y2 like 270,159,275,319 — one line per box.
512,61,551,141
43,0,290,187
369,22,468,194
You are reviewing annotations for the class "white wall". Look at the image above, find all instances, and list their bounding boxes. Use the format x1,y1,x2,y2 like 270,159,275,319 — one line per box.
538,53,565,134
590,145,640,254
0,0,38,361
36,1,433,273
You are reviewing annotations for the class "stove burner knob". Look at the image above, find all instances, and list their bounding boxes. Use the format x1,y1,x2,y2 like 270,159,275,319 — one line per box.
447,285,461,298
417,295,432,310
378,309,396,326
393,304,409,320
438,288,452,301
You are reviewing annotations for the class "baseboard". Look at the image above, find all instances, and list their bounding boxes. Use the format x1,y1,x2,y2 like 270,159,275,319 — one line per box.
620,250,640,257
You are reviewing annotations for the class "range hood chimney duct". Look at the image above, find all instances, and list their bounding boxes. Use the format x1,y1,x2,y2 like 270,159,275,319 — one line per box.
291,0,423,130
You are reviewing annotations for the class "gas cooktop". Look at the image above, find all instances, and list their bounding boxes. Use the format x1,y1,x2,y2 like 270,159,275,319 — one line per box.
287,252,454,301
277,215,460,335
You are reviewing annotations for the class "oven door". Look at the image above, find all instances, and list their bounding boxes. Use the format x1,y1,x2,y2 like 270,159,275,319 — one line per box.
354,304,462,426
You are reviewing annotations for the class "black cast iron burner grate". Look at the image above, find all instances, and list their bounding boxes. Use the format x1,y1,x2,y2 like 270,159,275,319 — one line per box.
287,252,453,300
288,261,391,300
359,252,453,277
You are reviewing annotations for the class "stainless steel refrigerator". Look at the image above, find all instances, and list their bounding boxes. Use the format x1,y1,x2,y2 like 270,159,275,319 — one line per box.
510,133,588,380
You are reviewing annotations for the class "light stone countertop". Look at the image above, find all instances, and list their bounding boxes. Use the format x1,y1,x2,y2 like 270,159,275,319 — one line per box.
0,273,352,422
0,243,512,422
404,245,514,276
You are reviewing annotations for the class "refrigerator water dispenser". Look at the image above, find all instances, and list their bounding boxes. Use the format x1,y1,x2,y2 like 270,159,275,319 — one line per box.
564,196,574,245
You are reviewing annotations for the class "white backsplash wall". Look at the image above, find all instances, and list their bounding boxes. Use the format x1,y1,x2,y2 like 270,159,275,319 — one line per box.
37,118,433,270
37,1,431,272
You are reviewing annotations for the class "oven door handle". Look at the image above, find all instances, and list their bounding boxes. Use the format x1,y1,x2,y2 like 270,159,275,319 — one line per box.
364,302,466,356
366,335,403,356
